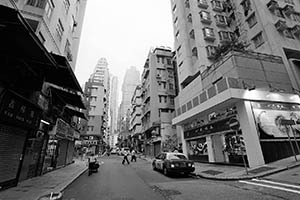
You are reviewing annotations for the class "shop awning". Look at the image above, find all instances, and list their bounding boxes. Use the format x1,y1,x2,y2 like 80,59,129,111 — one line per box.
0,5,82,92
50,87,86,109
64,107,87,120
47,53,83,93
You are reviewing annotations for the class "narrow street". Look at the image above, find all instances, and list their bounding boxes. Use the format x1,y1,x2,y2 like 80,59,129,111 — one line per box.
63,156,300,200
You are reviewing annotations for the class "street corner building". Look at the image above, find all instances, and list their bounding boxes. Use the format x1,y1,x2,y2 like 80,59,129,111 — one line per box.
0,5,86,191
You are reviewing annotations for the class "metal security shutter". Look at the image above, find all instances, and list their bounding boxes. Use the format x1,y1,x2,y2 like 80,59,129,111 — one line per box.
0,124,27,190
56,139,68,167
65,141,74,165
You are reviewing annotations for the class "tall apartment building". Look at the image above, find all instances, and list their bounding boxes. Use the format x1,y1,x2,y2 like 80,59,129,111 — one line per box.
0,0,87,70
119,66,141,120
170,0,300,168
81,58,110,153
129,85,143,152
109,75,119,148
141,47,178,157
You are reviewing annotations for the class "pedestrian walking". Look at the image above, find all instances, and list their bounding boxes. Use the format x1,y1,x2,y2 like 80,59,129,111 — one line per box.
131,149,137,162
122,150,130,165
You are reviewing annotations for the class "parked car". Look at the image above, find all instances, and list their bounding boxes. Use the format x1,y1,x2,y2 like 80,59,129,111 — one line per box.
152,152,195,176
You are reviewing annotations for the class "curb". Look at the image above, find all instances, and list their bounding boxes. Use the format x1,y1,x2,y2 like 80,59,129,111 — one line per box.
194,162,300,181
60,166,88,192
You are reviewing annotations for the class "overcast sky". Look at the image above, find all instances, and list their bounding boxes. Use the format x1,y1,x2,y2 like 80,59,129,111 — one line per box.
74,0,174,92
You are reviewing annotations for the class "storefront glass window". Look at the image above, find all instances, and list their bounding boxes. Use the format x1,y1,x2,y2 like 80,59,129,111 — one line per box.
187,138,208,162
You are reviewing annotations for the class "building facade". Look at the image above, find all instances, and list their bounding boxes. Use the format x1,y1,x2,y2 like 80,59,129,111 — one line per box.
0,0,87,70
141,47,178,157
170,0,300,168
118,66,140,147
81,58,110,154
109,76,119,148
129,85,143,152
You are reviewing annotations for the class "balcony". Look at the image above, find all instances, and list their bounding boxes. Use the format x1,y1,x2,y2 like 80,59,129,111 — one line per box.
200,12,212,24
203,28,216,41
275,19,287,32
212,0,223,12
215,15,227,27
283,5,294,16
267,0,279,12
198,0,209,9
291,25,300,36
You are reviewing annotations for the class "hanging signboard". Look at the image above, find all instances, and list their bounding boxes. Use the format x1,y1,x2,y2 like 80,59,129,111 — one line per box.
0,90,42,129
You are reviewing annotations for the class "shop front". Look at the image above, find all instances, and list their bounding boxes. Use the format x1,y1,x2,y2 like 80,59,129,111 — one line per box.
251,101,300,163
0,89,42,190
184,111,247,166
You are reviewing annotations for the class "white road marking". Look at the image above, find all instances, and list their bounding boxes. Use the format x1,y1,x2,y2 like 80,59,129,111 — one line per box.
239,180,300,195
252,179,300,190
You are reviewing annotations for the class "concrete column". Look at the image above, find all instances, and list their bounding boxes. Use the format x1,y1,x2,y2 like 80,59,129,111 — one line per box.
236,100,265,167
178,125,188,157
207,136,215,162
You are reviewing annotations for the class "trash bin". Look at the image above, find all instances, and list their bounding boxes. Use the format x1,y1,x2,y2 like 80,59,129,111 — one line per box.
37,192,63,200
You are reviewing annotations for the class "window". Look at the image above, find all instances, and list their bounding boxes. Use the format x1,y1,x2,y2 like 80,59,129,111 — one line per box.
167,58,171,65
219,31,231,41
45,0,54,19
206,45,217,58
283,29,294,39
178,61,183,67
291,13,300,22
190,29,195,39
252,32,264,48
274,9,285,18
192,47,198,57
177,45,181,53
56,19,64,42
212,0,223,12
187,13,192,22
26,0,46,8
169,83,174,90
215,14,227,26
198,0,208,9
203,27,215,37
284,0,294,5
200,11,211,23
185,0,190,8
172,4,177,13
38,31,46,44
246,13,257,28
174,17,178,27
175,31,180,40
63,0,70,14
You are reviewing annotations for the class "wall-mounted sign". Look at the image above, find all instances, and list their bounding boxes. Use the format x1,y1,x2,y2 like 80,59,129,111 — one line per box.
55,118,69,139
252,102,300,138
0,90,42,129
184,116,236,139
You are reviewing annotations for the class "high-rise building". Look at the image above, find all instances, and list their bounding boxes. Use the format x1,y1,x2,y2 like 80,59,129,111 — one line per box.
117,66,140,147
119,66,141,122
170,0,300,168
141,47,178,157
129,85,143,152
109,76,119,147
81,58,110,153
0,0,87,70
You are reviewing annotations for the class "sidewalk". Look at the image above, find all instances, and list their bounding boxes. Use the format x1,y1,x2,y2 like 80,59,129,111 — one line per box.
0,159,88,200
140,154,300,180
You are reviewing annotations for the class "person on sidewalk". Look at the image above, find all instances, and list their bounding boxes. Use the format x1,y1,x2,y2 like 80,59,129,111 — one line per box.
122,150,130,165
131,149,137,162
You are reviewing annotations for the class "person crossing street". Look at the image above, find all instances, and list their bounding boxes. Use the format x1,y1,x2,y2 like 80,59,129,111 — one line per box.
131,149,137,162
122,150,130,165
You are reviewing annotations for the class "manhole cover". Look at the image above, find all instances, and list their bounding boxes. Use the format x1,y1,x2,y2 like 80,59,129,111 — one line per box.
248,166,275,174
201,170,223,175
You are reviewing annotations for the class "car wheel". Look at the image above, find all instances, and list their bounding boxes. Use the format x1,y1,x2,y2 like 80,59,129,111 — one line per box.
163,167,168,176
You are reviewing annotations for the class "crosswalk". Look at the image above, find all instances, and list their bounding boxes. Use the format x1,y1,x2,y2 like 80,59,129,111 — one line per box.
239,178,300,195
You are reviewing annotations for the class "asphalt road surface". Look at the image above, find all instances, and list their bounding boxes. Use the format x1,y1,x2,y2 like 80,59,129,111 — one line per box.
63,155,300,200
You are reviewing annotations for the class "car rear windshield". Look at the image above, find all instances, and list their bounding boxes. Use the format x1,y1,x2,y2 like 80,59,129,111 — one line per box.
168,154,187,160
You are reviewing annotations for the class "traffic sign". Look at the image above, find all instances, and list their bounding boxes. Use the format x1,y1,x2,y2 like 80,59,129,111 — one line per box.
229,118,240,130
